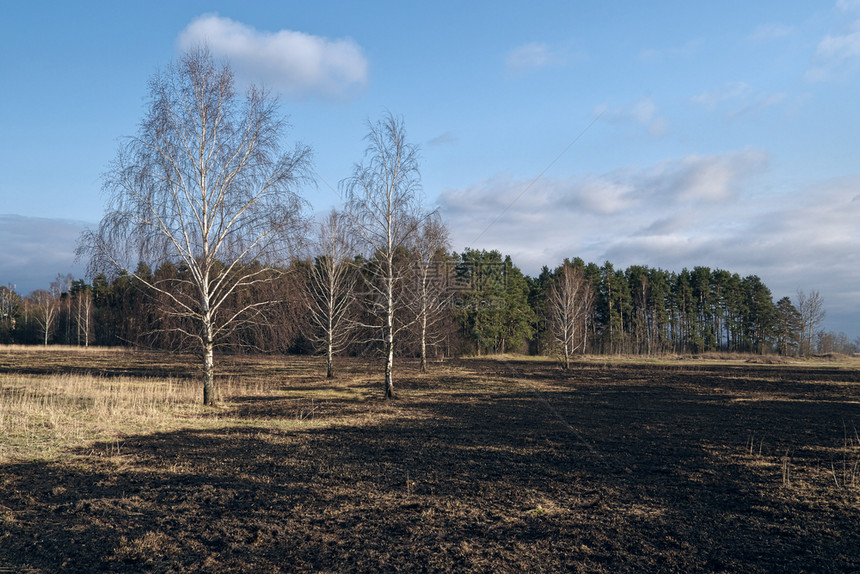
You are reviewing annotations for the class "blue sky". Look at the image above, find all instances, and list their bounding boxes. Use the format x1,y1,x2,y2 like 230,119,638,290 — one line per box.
1,1,859,337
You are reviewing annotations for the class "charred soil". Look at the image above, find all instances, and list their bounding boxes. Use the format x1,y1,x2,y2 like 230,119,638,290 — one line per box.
1,351,859,572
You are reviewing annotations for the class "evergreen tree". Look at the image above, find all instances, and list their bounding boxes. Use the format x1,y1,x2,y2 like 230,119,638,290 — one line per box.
741,275,775,354
774,296,801,356
454,249,533,354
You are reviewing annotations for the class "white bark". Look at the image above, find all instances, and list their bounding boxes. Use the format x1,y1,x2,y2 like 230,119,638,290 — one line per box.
549,264,594,368
80,47,311,404
307,210,356,378
343,114,422,399
408,214,451,373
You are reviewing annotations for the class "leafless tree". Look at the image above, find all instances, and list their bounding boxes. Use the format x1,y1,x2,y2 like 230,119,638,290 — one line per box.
407,213,451,372
342,113,422,399
795,289,826,356
78,46,312,405
307,210,357,378
548,263,595,369
73,285,93,347
31,283,61,346
813,330,854,354
0,284,19,334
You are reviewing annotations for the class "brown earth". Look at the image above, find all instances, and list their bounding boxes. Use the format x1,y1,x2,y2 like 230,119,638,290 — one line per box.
1,352,859,572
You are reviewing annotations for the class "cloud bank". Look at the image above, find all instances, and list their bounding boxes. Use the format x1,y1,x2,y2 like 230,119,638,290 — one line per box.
0,215,88,295
178,14,368,100
437,151,860,336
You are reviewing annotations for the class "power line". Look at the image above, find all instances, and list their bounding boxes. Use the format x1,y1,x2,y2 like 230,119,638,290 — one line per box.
471,110,604,245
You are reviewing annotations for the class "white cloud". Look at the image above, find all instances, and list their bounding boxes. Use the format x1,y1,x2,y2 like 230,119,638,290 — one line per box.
638,39,704,62
505,41,584,74
812,28,860,73
576,177,635,214
506,43,555,71
837,0,860,13
177,14,368,100
807,5,860,81
427,131,458,147
601,97,669,136
692,82,754,107
647,151,769,202
630,98,658,124
692,82,786,118
747,23,795,42
438,151,768,268
440,149,767,254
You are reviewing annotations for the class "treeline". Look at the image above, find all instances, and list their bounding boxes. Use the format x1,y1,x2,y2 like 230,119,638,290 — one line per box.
0,267,306,352
528,258,854,357
2,251,855,358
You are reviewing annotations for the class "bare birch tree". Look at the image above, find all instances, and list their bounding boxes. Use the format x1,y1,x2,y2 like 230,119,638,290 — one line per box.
408,213,451,372
795,289,826,356
72,280,93,347
342,113,421,399
0,284,19,338
31,284,60,346
78,46,312,405
548,263,595,369
307,210,357,378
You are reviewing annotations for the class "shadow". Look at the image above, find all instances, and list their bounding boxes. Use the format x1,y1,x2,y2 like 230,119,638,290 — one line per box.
0,349,200,380
1,360,858,572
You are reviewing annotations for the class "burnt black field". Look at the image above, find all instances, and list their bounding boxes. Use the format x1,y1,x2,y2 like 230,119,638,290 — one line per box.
1,351,859,572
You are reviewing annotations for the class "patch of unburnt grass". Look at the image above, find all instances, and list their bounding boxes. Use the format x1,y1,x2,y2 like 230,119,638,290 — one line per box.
0,349,361,462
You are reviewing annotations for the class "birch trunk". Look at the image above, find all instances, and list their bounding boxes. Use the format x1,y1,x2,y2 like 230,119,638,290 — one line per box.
203,338,215,406
420,311,427,373
384,275,396,399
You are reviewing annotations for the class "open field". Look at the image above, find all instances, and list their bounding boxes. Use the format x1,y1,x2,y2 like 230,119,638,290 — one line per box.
1,347,859,572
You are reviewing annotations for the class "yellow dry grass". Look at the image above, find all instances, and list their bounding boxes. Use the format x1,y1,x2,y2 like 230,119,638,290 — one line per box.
0,372,200,461
0,369,337,462
0,346,331,462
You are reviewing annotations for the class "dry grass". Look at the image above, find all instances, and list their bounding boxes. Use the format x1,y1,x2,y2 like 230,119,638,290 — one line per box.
0,344,130,353
1,372,232,461
0,346,333,462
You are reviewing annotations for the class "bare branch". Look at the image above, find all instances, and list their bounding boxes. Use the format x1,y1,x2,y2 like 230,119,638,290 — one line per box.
340,113,422,398
77,46,312,405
